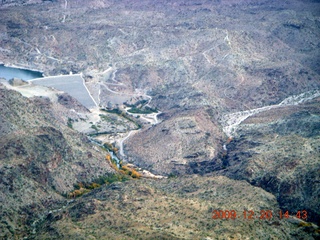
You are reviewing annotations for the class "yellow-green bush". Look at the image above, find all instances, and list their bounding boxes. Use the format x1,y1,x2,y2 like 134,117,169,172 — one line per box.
121,165,141,178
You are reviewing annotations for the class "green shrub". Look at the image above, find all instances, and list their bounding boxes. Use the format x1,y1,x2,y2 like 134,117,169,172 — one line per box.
67,118,73,129
91,124,99,131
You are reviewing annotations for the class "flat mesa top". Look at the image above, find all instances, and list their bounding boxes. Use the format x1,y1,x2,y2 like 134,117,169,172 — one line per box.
31,74,97,109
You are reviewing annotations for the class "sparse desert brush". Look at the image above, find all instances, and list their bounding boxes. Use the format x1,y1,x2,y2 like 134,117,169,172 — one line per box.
74,182,100,191
67,174,128,198
130,169,141,178
74,182,84,189
105,154,111,161
105,154,119,170
121,165,130,173
111,161,118,170
96,173,129,185
298,221,312,227
88,182,100,189
103,142,114,151
68,188,89,198
121,165,141,178
73,189,83,197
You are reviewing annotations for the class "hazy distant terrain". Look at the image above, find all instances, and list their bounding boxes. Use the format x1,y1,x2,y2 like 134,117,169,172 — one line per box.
0,0,319,239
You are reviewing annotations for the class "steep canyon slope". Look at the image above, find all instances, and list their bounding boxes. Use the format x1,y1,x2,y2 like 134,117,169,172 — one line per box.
0,85,115,238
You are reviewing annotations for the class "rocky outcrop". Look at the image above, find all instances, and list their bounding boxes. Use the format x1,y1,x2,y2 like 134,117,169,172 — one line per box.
0,84,115,238
56,92,89,112
8,77,27,86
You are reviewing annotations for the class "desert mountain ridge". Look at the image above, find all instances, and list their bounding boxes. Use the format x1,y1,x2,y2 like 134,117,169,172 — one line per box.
0,0,319,239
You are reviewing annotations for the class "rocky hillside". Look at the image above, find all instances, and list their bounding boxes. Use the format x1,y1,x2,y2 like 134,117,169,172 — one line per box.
1,0,318,169
222,98,320,224
0,0,42,7
31,176,319,239
125,108,225,175
0,84,115,238
0,0,319,239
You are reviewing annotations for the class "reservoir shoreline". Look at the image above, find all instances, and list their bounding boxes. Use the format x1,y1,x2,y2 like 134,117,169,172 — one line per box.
0,61,44,73
0,63,44,80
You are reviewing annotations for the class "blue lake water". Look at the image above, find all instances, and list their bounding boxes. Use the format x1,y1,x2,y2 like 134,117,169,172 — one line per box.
0,64,43,80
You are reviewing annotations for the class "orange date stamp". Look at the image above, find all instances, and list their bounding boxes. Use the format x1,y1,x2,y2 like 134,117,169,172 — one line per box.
212,210,308,220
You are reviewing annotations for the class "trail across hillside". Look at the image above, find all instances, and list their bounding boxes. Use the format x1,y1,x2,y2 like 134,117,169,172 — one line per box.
98,68,162,157
221,90,320,137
